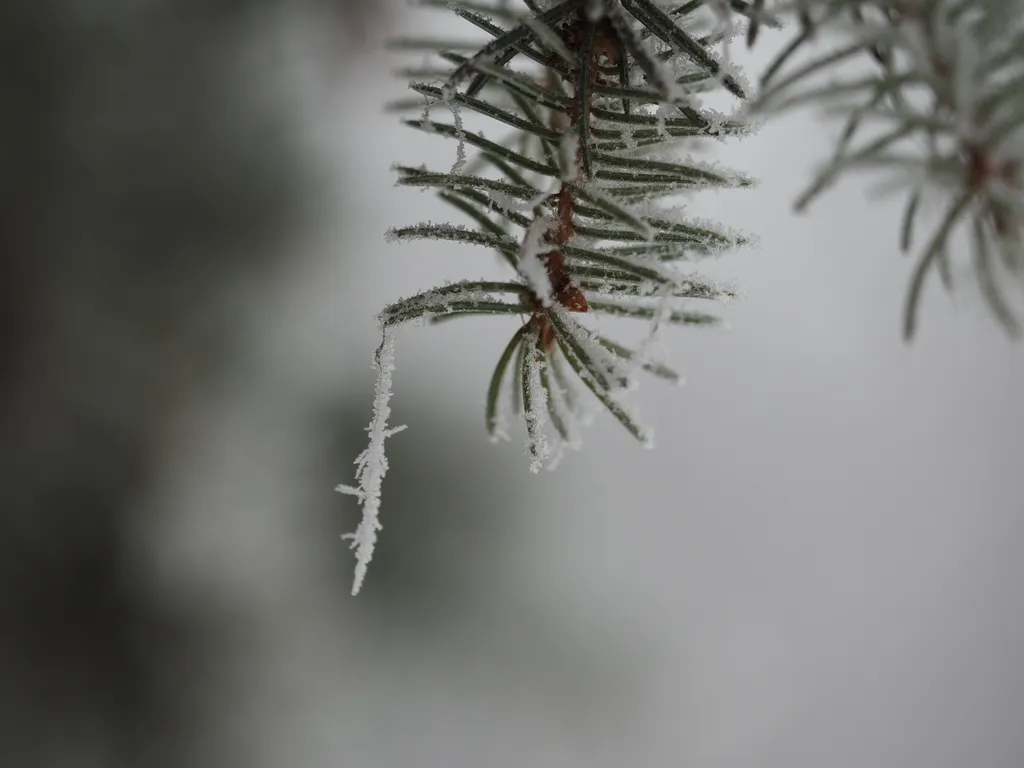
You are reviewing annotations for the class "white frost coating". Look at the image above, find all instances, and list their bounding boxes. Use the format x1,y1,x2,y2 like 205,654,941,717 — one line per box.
489,407,511,443
519,216,557,305
585,0,605,22
629,282,673,377
655,102,672,140
385,221,517,250
705,0,752,97
619,122,637,151
581,182,654,240
551,304,637,391
420,94,436,134
608,2,686,105
337,326,407,595
487,190,526,215
488,178,560,215
384,280,518,320
608,250,688,284
951,25,980,143
527,179,563,210
660,151,756,190
559,132,580,182
523,345,552,473
565,334,654,445
441,85,467,175
545,439,568,471
608,386,655,449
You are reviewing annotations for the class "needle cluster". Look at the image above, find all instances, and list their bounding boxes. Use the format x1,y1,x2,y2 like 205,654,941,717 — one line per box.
341,0,759,593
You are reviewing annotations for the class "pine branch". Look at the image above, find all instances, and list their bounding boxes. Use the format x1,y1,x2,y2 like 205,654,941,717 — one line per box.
340,0,758,594
743,0,1024,338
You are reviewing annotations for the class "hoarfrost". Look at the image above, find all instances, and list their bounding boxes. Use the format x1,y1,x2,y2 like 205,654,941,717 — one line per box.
606,0,687,105
488,178,560,216
441,85,468,175
585,0,606,23
337,325,407,596
708,0,734,75
519,216,557,305
619,122,637,151
580,182,655,240
551,305,637,391
655,102,672,140
523,344,552,472
546,362,583,451
559,132,581,182
628,283,674,378
522,13,577,66
489,406,511,443
379,279,525,327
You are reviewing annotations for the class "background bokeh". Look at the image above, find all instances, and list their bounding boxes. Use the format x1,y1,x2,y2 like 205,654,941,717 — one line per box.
3,3,1023,767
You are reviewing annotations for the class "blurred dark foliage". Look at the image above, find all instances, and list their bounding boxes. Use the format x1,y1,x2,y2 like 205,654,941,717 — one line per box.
0,2,383,766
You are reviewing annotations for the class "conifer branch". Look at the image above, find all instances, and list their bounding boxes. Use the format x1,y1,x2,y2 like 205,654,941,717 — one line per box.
341,0,757,594
741,0,1024,337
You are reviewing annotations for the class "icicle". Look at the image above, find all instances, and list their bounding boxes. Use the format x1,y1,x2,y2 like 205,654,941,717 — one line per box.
337,325,407,596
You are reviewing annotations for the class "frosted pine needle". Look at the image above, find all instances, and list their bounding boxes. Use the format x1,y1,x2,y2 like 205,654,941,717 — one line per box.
522,342,553,473
628,283,674,376
441,85,468,175
337,325,407,596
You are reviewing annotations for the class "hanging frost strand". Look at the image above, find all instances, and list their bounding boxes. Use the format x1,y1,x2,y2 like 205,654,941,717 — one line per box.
442,85,467,175
337,325,407,596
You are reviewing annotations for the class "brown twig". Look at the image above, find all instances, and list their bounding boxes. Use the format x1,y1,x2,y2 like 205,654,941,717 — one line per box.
529,12,625,351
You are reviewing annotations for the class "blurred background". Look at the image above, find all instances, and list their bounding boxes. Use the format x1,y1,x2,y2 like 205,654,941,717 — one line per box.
2,2,1023,767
